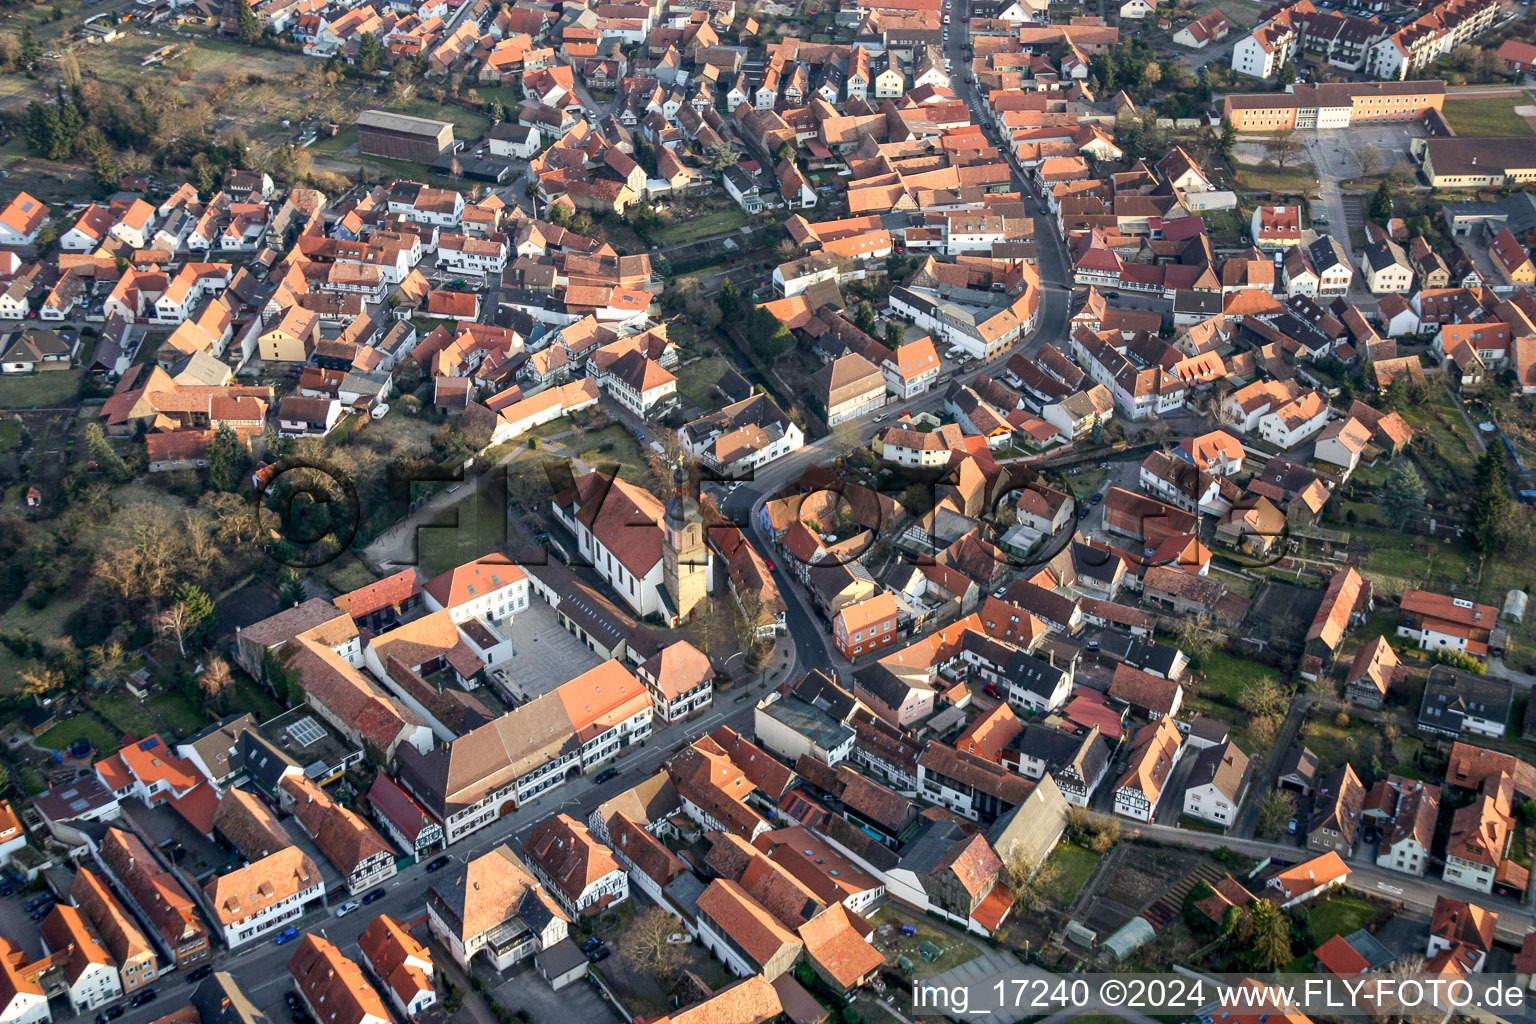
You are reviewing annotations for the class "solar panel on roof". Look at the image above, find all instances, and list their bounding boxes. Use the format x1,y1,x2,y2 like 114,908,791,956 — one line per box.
286,717,326,748
69,799,89,812
138,738,161,751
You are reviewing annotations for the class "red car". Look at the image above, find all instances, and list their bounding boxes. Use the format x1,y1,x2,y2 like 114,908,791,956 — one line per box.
765,556,776,571
983,684,1003,700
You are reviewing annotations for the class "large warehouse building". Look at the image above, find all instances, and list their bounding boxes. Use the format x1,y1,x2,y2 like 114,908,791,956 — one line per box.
356,110,457,164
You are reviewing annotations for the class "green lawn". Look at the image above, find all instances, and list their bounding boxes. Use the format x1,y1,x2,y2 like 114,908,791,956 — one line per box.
35,712,122,757
652,206,750,246
673,355,728,407
0,419,21,453
568,424,649,477
1301,718,1358,775
231,679,286,722
1231,161,1318,194
1306,894,1376,942
92,693,159,740
416,488,510,579
148,692,208,738
0,369,81,409
1040,843,1102,907
1442,98,1534,138
1196,649,1280,707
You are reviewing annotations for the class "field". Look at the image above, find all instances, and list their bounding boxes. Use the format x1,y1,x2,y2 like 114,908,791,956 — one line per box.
1442,98,1535,138
0,370,82,410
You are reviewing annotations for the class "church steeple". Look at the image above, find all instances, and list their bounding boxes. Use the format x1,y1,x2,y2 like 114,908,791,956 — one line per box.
662,457,708,624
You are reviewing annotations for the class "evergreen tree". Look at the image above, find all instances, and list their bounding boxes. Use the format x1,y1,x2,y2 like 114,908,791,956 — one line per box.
236,0,262,44
18,26,39,66
1381,461,1425,529
84,423,129,482
357,32,383,72
206,424,242,492
24,101,58,158
1218,119,1237,161
1249,900,1293,971
1368,179,1393,223
174,582,216,636
1468,445,1515,552
885,321,904,348
853,301,877,336
278,568,305,608
1276,61,1297,87
717,279,741,321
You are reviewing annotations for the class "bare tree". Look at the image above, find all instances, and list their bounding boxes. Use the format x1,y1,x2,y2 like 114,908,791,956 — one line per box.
1248,713,1281,753
1356,143,1385,177
90,641,130,688
1238,676,1289,719
731,590,768,665
1006,850,1061,913
17,665,64,700
1173,611,1223,659
158,602,194,657
832,417,864,462
621,908,688,984
199,658,234,710
182,510,223,580
1264,128,1303,170
201,491,261,545
1256,790,1295,840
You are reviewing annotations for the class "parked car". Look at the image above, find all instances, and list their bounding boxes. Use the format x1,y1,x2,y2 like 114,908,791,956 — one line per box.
1287,818,1299,834
872,413,888,423
336,900,361,918
982,684,1003,700
362,888,387,905
764,557,776,571
1086,640,1100,652
130,990,158,1009
25,894,55,911
273,927,300,945
187,965,215,982
1089,493,1102,505
593,767,620,785
96,1007,125,1024
588,947,611,963
425,855,452,873
1077,507,1091,520
30,905,54,920
580,937,605,953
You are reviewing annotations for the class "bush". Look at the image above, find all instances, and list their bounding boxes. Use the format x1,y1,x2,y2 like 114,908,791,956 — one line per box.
1334,712,1350,728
